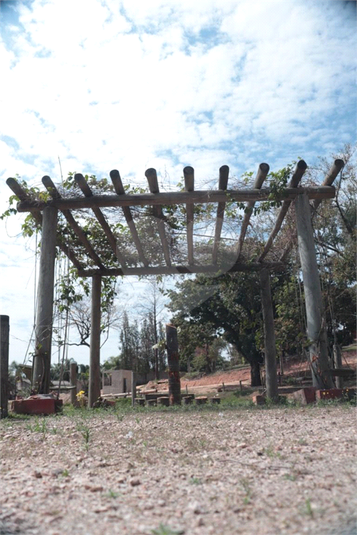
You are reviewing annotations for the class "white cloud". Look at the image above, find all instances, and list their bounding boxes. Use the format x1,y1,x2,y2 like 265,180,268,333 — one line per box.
0,0,355,364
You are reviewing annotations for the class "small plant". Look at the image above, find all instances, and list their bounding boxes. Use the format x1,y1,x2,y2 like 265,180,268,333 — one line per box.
189,477,202,485
61,469,69,477
81,426,90,449
151,525,184,535
240,478,252,504
304,498,314,517
106,489,119,499
284,473,297,481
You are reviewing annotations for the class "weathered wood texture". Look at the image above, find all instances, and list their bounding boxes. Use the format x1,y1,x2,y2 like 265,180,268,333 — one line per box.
212,165,229,263
280,159,345,262
166,324,181,405
33,207,58,394
110,169,148,266
146,168,171,266
184,166,195,265
16,186,335,212
235,163,269,262
76,261,286,277
0,315,9,419
295,193,333,388
70,362,77,405
88,274,102,407
259,160,307,261
260,269,278,400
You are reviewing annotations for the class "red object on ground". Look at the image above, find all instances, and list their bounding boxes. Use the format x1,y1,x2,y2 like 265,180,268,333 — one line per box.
316,389,343,401
252,394,266,405
11,398,63,415
292,387,316,405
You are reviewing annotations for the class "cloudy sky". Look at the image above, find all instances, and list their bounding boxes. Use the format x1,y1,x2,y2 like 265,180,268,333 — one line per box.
0,0,356,367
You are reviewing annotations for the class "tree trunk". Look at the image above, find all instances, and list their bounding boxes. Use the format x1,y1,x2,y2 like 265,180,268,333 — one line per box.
33,206,58,393
295,193,333,388
166,324,181,405
250,361,262,387
260,268,279,400
0,315,9,419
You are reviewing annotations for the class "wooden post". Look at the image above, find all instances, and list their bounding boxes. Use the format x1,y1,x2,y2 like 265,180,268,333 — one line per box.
88,274,101,407
0,316,9,419
260,269,279,401
295,193,333,388
70,362,77,405
166,324,181,405
33,206,58,394
333,345,343,389
131,370,136,407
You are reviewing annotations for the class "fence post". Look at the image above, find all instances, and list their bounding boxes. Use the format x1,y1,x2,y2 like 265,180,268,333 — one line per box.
0,316,10,419
166,324,181,405
70,362,77,405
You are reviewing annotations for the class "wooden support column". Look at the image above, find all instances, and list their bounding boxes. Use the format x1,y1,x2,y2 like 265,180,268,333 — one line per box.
88,274,101,407
70,362,77,405
0,315,10,419
295,193,333,388
166,324,181,405
33,206,58,394
260,269,279,401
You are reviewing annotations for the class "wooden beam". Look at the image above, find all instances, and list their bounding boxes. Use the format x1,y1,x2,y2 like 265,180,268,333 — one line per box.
184,166,194,265
15,186,336,212
166,324,181,405
88,274,101,407
42,176,105,270
212,166,229,264
235,163,269,262
70,362,77,405
33,206,58,394
280,159,344,262
0,315,9,419
295,192,333,388
260,269,278,401
312,158,345,210
77,261,286,277
259,160,308,262
145,168,171,266
75,173,127,268
109,170,149,267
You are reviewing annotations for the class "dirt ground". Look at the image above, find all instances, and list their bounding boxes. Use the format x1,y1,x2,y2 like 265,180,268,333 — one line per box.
0,405,356,535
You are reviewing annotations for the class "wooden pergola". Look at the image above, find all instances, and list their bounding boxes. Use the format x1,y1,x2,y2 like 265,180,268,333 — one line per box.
6,158,344,405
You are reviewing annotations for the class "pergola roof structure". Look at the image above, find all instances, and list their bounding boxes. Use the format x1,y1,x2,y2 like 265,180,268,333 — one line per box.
6,159,344,278
4,157,344,407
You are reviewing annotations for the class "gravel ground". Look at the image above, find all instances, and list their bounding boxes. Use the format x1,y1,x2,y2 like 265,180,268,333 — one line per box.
0,404,356,535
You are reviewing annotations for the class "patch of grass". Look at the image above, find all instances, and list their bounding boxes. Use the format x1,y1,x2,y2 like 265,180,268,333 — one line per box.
304,498,314,517
284,474,297,482
105,489,119,498
189,477,202,485
151,524,184,535
240,477,253,504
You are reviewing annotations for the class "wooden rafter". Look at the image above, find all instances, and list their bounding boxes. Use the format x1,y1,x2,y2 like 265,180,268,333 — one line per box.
74,173,127,269
184,166,194,265
7,161,339,279
77,261,286,278
16,186,335,213
6,177,83,270
42,176,105,270
109,170,149,267
258,160,308,262
235,163,269,263
280,159,345,262
212,165,229,264
145,168,171,267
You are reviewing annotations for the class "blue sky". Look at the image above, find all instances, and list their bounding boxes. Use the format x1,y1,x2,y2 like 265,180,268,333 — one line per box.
0,0,356,365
